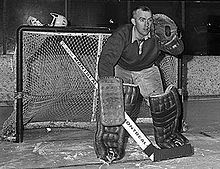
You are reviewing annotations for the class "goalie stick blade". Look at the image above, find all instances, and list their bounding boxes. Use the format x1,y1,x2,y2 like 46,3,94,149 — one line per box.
153,143,194,162
123,112,156,161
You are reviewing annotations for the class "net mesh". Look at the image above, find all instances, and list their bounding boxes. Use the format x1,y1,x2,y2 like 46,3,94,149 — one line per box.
23,32,109,123
1,28,179,138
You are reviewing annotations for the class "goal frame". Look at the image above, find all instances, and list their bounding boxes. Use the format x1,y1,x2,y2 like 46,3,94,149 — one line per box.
15,25,112,142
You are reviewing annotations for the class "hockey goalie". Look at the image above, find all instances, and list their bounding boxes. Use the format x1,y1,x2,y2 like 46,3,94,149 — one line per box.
94,77,192,163
95,7,193,163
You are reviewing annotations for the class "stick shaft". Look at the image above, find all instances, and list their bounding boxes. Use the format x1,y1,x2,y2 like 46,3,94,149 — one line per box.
60,41,155,160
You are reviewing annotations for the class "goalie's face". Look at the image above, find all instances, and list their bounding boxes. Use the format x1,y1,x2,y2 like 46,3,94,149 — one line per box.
131,9,153,38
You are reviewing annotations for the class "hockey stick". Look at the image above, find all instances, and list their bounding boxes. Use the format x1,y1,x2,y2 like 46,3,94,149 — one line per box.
60,40,194,162
60,40,155,161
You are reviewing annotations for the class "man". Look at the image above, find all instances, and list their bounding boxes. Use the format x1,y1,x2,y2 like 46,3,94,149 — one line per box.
98,5,183,99
95,5,187,163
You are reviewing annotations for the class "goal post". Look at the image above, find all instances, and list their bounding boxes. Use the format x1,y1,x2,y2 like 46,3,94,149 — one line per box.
1,26,179,143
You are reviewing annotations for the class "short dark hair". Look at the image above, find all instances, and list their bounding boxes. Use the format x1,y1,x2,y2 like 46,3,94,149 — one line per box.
132,6,152,19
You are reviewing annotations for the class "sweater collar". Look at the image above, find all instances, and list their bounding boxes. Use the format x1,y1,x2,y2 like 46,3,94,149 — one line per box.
131,26,151,43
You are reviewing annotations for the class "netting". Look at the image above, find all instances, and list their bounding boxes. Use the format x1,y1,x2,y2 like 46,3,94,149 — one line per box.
1,27,179,139
23,34,101,122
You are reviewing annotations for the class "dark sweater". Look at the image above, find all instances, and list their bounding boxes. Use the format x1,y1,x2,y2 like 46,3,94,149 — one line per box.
98,24,184,77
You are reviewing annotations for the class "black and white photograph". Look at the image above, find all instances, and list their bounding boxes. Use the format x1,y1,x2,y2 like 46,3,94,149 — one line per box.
0,1,220,168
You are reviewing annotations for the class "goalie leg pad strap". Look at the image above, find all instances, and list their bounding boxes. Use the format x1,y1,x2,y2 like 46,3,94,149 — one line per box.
94,120,126,162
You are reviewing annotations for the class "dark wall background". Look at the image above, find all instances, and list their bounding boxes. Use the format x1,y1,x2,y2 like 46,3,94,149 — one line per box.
0,0,65,54
185,1,220,55
0,1,220,55
67,0,128,28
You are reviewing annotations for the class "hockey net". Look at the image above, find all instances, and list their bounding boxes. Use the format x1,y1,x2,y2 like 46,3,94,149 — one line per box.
1,26,178,140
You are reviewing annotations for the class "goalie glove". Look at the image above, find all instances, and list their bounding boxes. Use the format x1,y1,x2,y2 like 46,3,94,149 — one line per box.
153,14,184,56
26,13,67,27
27,16,43,26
